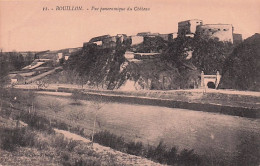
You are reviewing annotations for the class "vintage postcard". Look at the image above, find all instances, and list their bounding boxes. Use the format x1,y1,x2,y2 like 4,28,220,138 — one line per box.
0,0,259,165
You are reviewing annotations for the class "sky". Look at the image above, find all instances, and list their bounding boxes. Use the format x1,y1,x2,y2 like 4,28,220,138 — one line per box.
0,0,260,52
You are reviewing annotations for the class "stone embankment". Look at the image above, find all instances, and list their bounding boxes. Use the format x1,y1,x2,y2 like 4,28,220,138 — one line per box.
33,86,260,118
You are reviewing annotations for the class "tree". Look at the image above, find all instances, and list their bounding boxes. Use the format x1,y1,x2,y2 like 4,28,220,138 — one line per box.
191,37,233,74
163,36,233,74
65,43,127,90
220,33,260,91
0,52,9,88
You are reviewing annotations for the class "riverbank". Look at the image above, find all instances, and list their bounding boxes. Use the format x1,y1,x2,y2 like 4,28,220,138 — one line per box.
0,112,163,166
2,88,259,165
14,84,260,118
40,87,259,118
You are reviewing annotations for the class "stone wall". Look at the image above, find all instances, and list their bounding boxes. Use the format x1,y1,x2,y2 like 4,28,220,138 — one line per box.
178,19,203,35
196,24,234,43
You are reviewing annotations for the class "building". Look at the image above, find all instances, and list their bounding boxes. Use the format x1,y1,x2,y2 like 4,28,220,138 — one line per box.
233,33,243,45
196,24,234,43
36,51,63,63
137,32,152,36
64,55,69,60
67,47,82,53
172,32,178,39
124,51,135,59
87,34,130,49
10,74,25,85
134,53,161,60
117,34,127,43
102,36,117,48
158,33,173,41
131,36,144,45
178,19,203,36
178,19,239,44
89,35,110,43
87,35,110,48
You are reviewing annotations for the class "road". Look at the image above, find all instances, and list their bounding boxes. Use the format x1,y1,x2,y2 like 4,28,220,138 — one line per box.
24,67,62,84
15,83,260,97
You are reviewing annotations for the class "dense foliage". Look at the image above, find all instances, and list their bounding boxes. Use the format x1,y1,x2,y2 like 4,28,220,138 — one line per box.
0,51,34,71
64,34,260,91
65,43,127,89
93,130,202,166
0,51,34,87
164,36,233,74
64,36,234,90
220,33,260,91
0,55,9,87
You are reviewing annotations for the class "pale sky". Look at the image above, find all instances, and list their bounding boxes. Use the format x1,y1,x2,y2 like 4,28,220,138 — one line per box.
0,0,259,52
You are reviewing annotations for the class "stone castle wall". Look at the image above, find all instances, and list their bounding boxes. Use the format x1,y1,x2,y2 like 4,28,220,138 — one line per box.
196,24,234,43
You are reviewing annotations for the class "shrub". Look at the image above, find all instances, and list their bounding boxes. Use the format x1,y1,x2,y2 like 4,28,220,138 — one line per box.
146,141,168,163
178,149,202,166
71,91,83,105
74,158,102,166
93,130,125,151
34,138,49,150
92,131,202,165
164,147,178,165
67,140,79,152
61,154,102,166
51,120,69,130
126,141,143,156
47,100,64,113
51,134,69,149
18,111,53,133
0,127,36,151
61,151,70,161
67,109,86,122
144,141,201,165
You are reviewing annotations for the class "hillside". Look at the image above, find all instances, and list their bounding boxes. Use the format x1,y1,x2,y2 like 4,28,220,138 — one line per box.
219,33,260,91
40,34,260,92
64,36,233,90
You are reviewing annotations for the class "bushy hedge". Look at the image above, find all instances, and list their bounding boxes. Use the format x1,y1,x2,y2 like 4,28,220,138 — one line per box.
0,128,36,151
92,130,126,151
93,130,202,166
18,111,53,133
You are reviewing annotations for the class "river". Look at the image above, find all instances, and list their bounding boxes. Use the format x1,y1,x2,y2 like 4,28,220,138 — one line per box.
36,94,260,164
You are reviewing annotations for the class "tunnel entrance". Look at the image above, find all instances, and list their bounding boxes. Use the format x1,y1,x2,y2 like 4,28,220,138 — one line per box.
207,82,216,89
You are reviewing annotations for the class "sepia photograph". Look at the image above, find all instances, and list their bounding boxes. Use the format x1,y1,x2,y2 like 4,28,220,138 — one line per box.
0,0,259,165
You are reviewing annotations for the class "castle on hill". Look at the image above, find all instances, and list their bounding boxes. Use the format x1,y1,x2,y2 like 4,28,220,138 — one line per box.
83,19,243,49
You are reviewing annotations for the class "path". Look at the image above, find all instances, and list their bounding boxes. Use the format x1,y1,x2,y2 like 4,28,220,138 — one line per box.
54,129,163,166
25,67,62,84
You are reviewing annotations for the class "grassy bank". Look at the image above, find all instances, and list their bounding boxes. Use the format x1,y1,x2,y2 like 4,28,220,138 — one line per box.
0,89,202,165
54,87,260,118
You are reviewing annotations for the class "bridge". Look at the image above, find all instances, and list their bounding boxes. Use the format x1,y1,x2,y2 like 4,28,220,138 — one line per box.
201,71,221,89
